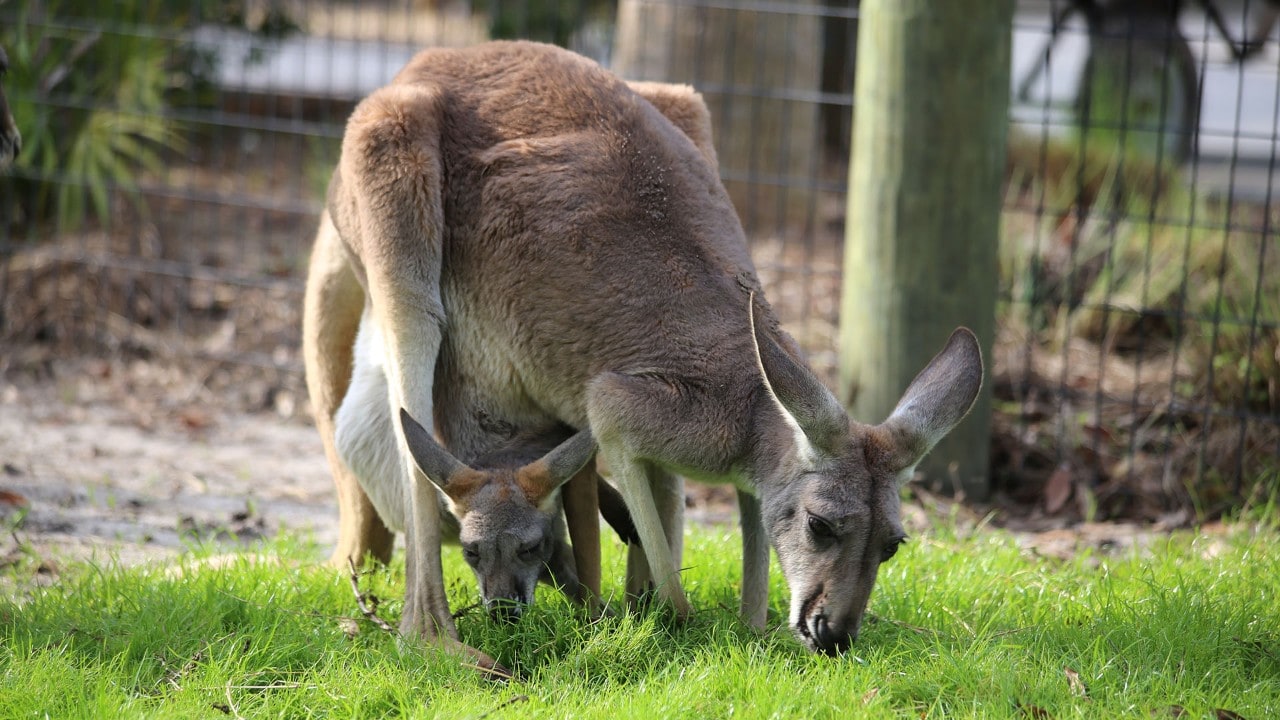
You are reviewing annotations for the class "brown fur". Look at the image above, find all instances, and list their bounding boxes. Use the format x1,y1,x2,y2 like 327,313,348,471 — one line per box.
305,41,983,663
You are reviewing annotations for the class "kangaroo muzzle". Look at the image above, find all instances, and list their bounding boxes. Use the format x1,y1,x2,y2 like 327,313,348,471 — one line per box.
807,612,856,656
486,596,526,623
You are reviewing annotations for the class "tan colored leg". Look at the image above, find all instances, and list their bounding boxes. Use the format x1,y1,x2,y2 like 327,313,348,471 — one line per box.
562,465,602,610
610,455,691,618
335,83,459,647
303,210,394,567
737,489,769,631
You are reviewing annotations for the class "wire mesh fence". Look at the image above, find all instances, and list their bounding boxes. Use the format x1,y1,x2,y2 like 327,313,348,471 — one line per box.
0,0,1276,521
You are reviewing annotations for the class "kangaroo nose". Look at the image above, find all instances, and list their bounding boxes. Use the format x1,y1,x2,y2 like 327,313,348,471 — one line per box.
487,598,524,623
813,615,853,656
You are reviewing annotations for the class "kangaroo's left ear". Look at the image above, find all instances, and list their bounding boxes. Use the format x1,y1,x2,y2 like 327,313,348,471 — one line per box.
517,430,597,504
400,408,478,500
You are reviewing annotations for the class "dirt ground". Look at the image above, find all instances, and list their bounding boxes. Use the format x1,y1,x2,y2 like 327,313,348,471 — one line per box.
0,364,337,571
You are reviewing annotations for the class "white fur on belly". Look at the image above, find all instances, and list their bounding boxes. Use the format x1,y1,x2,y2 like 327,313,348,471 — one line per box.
334,316,409,532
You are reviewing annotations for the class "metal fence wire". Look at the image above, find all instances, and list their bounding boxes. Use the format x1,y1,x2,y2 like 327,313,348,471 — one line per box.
0,0,1276,521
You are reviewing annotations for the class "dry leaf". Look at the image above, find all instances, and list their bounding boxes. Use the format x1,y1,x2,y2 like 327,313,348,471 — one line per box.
1064,666,1088,698
337,617,360,638
861,687,879,704
1044,463,1073,514
178,407,212,431
1214,710,1246,720
0,489,29,507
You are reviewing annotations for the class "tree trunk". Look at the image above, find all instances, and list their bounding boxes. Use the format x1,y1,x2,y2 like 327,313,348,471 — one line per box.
838,0,1011,499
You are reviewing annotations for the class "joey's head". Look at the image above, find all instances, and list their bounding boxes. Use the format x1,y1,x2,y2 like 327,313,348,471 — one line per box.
750,315,984,655
399,410,595,622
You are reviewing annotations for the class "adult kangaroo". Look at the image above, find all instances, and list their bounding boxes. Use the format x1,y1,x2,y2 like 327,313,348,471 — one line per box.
0,45,21,169
306,41,983,660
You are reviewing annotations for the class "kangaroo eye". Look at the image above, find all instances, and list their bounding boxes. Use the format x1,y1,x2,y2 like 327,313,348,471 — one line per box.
807,514,836,543
881,535,908,562
516,541,541,562
462,544,481,564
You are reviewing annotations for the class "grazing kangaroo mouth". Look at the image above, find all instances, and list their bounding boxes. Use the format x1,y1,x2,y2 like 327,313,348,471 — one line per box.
795,584,824,648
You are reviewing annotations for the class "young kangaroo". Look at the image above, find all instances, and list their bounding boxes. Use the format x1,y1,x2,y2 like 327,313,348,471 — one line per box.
305,41,983,661
396,409,637,620
0,45,21,169
309,308,634,670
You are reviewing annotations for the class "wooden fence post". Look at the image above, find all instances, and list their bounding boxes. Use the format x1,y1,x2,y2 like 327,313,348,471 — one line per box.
838,0,1012,498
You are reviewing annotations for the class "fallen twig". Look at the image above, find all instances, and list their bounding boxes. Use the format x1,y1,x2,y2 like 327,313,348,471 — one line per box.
463,660,516,684
471,694,529,720
347,558,396,634
224,679,245,720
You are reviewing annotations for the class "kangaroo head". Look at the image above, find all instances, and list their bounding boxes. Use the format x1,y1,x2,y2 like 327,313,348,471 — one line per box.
751,322,983,655
399,409,595,621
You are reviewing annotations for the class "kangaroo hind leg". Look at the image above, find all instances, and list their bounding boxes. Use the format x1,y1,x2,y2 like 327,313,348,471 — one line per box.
304,209,395,568
332,82,466,654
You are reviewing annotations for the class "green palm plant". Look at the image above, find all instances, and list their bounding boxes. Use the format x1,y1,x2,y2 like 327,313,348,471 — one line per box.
0,0,296,230
2,1,182,228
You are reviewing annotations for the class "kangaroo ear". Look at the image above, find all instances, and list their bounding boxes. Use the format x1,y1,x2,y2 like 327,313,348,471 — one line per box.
870,328,984,481
399,408,471,497
519,430,597,504
749,296,848,453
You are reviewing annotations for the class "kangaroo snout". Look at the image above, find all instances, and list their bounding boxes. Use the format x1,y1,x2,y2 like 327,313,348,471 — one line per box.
791,575,870,656
808,613,855,657
485,595,528,623
798,604,858,656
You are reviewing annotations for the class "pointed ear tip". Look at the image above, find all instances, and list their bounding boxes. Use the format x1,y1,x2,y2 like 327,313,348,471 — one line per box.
948,326,977,347
948,326,984,364
397,407,421,432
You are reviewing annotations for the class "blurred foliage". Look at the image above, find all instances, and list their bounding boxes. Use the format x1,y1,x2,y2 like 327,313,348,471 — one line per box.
0,0,298,230
1075,15,1198,165
487,0,612,48
1003,130,1279,513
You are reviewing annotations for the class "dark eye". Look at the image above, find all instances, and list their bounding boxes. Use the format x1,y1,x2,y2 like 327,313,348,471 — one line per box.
516,541,542,562
462,544,480,564
807,514,836,543
881,535,908,562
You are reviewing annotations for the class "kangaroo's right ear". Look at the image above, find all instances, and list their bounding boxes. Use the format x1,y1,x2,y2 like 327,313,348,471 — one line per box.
399,408,472,498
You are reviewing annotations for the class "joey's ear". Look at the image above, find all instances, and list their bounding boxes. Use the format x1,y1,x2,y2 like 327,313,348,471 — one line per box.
518,430,597,504
749,296,848,453
871,328,984,480
399,408,472,497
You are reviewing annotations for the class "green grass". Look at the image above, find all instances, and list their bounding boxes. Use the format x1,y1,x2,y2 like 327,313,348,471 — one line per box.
3,523,1279,719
